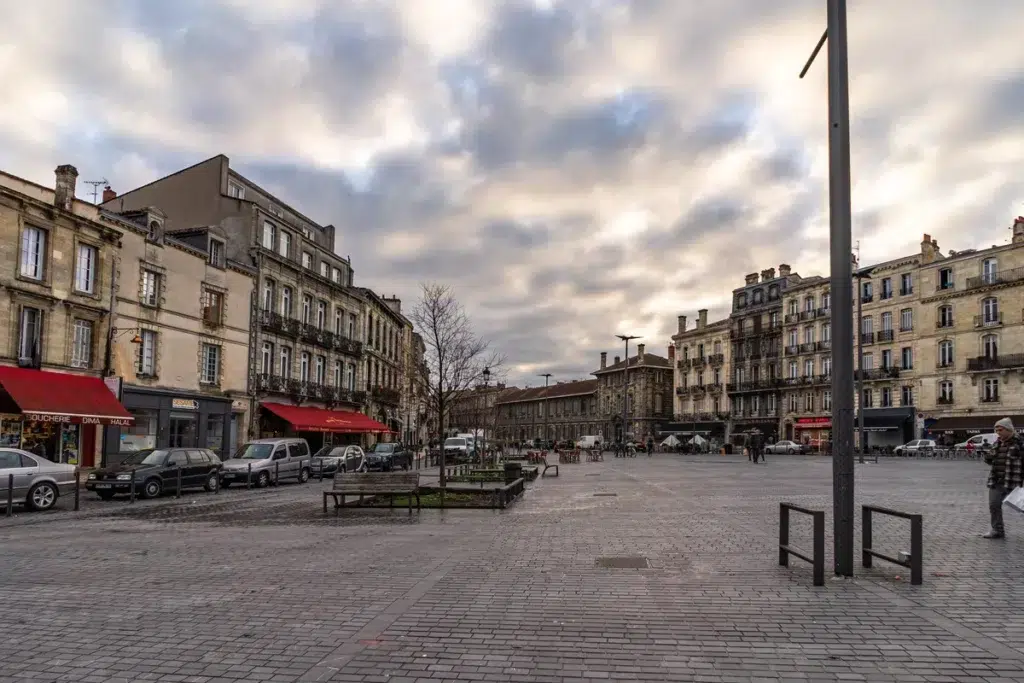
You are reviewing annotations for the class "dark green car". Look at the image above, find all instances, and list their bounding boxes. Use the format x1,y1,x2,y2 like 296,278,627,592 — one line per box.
364,443,412,471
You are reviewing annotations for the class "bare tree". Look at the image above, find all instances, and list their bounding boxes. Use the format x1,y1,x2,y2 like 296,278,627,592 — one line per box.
411,283,505,486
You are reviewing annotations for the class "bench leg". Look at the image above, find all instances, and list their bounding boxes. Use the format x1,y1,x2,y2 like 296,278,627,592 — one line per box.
359,493,364,506
323,491,328,513
408,491,413,514
389,494,394,508
337,494,344,509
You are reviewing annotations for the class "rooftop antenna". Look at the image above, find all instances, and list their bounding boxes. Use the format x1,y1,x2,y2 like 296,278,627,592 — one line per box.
84,178,108,204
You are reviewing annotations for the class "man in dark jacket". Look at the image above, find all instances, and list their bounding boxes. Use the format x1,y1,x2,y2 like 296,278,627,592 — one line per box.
983,417,1023,539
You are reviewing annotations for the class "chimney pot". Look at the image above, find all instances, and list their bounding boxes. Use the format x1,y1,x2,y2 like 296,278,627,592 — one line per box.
667,345,674,360
614,356,620,365
778,264,791,277
600,351,607,369
698,309,708,329
745,272,759,285
101,185,116,203
53,164,79,211
637,343,645,359
677,315,687,334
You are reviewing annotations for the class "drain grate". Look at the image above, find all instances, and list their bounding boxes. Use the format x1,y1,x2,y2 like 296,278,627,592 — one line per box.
596,556,649,569
593,492,617,497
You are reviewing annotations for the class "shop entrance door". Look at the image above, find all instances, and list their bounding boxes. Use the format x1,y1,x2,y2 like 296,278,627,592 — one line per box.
169,412,198,448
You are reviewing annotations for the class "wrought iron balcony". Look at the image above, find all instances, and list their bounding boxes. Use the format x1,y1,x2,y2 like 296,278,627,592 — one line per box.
967,354,1024,372
370,385,402,406
936,318,954,329
675,386,687,396
937,396,954,405
974,313,1003,328
334,335,364,357
860,331,875,345
707,382,723,394
877,330,895,342
966,266,1024,290
690,356,707,368
784,345,799,356
799,342,815,353
784,313,801,324
816,340,831,351
856,367,901,381
255,373,365,406
708,353,725,366
899,287,913,296
689,384,707,396
861,294,873,303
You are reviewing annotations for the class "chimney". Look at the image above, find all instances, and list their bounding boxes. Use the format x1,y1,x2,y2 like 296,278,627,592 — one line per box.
677,315,687,334
698,309,708,329
778,264,791,277
667,344,675,360
921,233,937,264
53,164,78,211
600,352,607,369
1013,216,1024,244
101,185,116,203
760,267,775,282
614,356,620,365
637,343,645,360
744,272,759,285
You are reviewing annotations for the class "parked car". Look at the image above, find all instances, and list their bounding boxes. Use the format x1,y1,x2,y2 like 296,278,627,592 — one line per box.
220,438,311,488
0,449,77,511
311,445,366,477
87,448,222,500
894,439,937,455
954,433,999,451
365,443,412,471
764,440,809,455
443,437,471,463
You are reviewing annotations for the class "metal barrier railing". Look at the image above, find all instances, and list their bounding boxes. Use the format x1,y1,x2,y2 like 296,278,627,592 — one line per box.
779,502,825,586
862,504,923,585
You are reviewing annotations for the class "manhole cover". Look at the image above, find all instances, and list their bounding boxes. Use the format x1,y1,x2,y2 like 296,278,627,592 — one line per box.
596,556,649,569
593,492,617,497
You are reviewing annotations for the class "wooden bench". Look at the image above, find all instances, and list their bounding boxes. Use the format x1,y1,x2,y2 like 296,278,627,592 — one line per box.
540,456,559,477
323,472,421,512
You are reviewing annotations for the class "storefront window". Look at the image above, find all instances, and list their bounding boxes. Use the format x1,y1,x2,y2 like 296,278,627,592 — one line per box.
206,414,224,453
169,412,197,447
121,410,157,452
0,418,22,447
59,424,80,464
22,420,59,461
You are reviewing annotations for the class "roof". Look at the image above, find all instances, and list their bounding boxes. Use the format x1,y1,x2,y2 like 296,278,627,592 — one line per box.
496,379,599,404
592,353,671,375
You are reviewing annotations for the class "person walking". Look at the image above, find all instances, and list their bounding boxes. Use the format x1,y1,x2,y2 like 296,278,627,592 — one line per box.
982,417,1023,539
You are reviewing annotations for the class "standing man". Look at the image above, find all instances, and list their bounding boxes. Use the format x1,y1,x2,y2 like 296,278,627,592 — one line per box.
982,417,1023,539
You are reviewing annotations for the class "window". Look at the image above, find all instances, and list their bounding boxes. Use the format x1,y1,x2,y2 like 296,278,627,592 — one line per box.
802,296,813,312
18,307,42,363
74,244,97,293
901,347,913,369
880,278,893,299
278,231,291,258
277,286,290,318
982,297,999,324
881,349,892,369
788,393,798,413
138,329,157,375
804,393,814,412
861,280,873,300
899,308,913,331
788,300,798,316
261,342,274,374
71,319,92,368
803,326,814,344
822,324,831,343
862,353,874,370
768,284,780,300
822,291,831,310
939,340,954,367
696,371,704,386
736,293,748,308
751,289,763,304
713,340,721,354
880,311,892,331
862,388,874,408
822,356,832,376
147,221,159,241
803,359,814,377
349,313,357,339
208,239,225,268
939,381,953,403
320,262,329,278
302,295,312,324
713,368,721,384
333,359,342,386
315,355,326,384
983,377,999,402
346,362,356,390
228,181,245,199
206,416,224,454
316,301,327,329
262,221,276,249
983,334,998,359
861,316,873,334
769,311,780,327
280,346,292,378
938,305,953,328
881,387,893,407
334,308,343,335
300,352,310,382
901,386,914,406
202,289,223,325
900,273,913,295
332,267,341,284
200,344,220,385
20,226,46,280
823,391,832,412
939,267,954,290
302,252,313,269
982,258,998,285
141,270,161,307
262,279,275,311
788,360,798,379
788,329,798,347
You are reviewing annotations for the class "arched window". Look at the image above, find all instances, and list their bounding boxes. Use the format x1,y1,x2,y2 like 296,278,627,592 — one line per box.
938,305,953,328
982,258,998,285
982,297,999,325
938,340,954,368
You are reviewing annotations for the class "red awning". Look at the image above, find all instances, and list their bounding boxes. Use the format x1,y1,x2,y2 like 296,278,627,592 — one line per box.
260,402,390,433
0,366,134,426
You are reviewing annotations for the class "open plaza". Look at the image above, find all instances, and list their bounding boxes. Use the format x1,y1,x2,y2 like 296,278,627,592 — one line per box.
2,455,1024,683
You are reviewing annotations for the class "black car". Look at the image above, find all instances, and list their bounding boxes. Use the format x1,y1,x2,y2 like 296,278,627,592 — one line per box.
86,448,222,500
364,443,412,471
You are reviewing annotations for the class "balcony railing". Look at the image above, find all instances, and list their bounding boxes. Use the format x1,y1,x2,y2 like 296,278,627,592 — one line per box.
937,396,954,405
936,318,953,329
967,354,1024,372
689,384,707,396
677,412,730,423
856,367,901,381
799,309,818,321
726,379,783,392
816,340,831,351
880,290,893,300
784,313,800,324
784,345,799,356
690,356,707,368
799,342,816,353
370,385,402,406
877,330,895,342
861,294,874,303
900,287,913,296
255,373,366,405
708,353,725,366
677,359,687,370
974,313,1003,328
675,386,687,396
260,311,364,357
937,360,954,370
707,382,724,394
966,266,1024,290
936,280,955,292
982,394,1001,403
860,331,875,345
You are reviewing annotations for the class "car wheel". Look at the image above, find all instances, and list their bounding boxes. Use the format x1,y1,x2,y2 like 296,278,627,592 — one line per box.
27,482,58,511
97,491,116,501
257,471,271,488
143,478,162,499
789,448,796,455
203,472,219,492
298,467,310,483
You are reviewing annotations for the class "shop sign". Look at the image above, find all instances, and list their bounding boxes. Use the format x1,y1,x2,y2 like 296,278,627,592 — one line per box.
172,398,199,410
795,417,831,428
104,376,123,400
22,412,133,426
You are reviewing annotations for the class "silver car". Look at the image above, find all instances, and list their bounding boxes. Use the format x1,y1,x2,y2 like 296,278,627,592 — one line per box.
219,438,312,488
0,449,76,511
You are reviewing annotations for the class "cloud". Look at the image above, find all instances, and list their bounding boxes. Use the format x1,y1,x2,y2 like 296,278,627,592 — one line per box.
2,0,1024,387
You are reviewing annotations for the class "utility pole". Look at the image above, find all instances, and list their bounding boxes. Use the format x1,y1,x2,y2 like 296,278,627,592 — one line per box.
616,335,640,444
800,0,855,577
538,373,552,450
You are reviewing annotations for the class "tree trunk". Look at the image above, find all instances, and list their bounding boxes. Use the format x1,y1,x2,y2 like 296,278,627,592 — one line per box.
437,394,447,488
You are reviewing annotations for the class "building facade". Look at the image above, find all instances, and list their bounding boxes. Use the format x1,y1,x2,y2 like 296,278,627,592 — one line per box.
778,275,832,446
593,344,673,442
360,290,407,440
0,165,134,467
667,309,731,440
493,380,601,442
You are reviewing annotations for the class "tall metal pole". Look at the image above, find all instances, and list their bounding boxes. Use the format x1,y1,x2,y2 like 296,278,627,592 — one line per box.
539,373,552,450
801,0,855,576
856,271,865,464
617,335,640,443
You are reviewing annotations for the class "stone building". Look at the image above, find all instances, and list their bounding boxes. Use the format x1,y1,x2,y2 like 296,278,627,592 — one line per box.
449,383,509,440
917,219,1024,441
101,155,386,446
401,330,429,445
493,379,600,443
666,309,731,440
0,165,134,467
100,210,254,463
359,290,408,440
593,344,673,442
777,274,832,445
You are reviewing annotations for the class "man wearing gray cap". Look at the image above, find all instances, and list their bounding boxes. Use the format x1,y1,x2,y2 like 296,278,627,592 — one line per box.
982,417,1023,539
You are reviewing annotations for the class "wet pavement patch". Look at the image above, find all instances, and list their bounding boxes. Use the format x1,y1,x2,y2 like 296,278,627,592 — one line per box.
596,556,649,569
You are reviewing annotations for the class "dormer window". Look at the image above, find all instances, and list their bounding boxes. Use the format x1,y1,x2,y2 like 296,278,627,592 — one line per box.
147,221,159,241
208,238,225,268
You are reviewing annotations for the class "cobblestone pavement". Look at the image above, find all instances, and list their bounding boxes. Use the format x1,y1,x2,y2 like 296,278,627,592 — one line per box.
3,455,1024,682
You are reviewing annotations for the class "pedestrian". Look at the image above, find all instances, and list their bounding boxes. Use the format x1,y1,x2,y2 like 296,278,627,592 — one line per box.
982,417,1023,539
646,437,654,456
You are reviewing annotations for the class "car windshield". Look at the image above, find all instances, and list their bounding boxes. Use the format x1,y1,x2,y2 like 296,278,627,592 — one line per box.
313,446,345,459
368,444,395,454
445,438,466,447
235,443,275,460
120,449,168,466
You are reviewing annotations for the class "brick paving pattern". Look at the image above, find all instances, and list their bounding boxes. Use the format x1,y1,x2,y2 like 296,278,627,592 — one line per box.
3,455,1024,682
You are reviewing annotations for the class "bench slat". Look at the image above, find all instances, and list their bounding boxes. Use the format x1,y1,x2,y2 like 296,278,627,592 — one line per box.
331,472,420,493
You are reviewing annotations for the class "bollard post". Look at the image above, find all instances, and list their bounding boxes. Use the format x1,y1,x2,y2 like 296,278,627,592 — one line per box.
246,463,252,489
778,503,789,567
74,469,81,511
275,460,280,486
6,472,13,517
129,469,137,503
861,506,873,569
214,469,220,495
319,462,324,481
910,514,923,586
176,466,182,498
812,510,825,587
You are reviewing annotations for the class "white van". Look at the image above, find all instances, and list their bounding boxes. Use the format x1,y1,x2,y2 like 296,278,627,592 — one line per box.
578,435,603,449
955,433,999,450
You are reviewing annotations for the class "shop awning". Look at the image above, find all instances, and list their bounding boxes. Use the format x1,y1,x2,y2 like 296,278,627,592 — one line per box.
0,366,133,426
928,415,1024,434
260,402,390,433
854,408,913,432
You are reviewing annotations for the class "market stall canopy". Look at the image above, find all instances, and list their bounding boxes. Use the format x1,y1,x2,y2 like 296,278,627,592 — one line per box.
0,366,134,426
260,402,390,433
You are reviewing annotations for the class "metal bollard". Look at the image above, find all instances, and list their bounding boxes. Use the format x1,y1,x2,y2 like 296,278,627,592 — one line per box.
176,467,182,498
319,462,324,481
129,469,137,503
275,461,280,486
74,469,81,511
214,470,220,494
6,473,13,517
246,463,252,489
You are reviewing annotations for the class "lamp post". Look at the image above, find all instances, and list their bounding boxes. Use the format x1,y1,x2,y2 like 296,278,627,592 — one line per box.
616,335,640,444
538,373,552,450
481,366,491,464
800,0,856,577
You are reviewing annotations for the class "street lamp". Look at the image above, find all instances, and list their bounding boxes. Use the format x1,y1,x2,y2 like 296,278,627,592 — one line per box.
538,373,552,450
616,335,640,444
481,366,491,463
800,0,856,577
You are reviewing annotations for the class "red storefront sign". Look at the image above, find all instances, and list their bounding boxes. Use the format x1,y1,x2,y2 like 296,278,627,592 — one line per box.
795,417,831,429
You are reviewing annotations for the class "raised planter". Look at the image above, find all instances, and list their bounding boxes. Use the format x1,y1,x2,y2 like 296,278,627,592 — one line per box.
336,480,527,509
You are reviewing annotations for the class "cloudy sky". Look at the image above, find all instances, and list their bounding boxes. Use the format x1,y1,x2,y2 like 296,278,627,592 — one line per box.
3,1,1024,387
